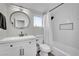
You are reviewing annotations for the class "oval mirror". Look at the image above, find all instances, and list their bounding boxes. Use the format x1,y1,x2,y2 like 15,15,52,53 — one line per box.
10,11,30,29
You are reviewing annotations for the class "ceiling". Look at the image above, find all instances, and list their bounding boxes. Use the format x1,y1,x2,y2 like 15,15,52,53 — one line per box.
12,3,60,13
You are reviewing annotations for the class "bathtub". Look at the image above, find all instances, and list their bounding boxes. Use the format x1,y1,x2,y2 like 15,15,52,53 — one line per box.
51,41,79,56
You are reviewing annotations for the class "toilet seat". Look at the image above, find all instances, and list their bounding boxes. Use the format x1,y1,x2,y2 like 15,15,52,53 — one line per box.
39,44,51,52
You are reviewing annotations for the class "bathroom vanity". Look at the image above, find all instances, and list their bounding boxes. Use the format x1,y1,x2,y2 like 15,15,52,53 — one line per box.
0,36,36,56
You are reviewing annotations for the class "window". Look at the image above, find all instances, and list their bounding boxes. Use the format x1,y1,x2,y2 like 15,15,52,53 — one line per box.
34,16,43,27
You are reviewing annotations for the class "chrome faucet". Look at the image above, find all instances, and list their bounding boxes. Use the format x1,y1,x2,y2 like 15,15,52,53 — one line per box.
19,31,24,37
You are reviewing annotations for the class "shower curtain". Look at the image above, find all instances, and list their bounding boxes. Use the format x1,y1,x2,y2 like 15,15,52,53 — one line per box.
43,12,53,47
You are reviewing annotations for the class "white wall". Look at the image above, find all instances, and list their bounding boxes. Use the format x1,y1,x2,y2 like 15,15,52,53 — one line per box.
50,3,79,56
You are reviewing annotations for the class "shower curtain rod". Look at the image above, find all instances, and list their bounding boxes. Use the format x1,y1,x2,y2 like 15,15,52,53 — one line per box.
49,3,64,12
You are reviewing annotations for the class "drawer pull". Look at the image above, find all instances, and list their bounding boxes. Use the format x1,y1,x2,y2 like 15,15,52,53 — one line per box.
29,42,31,44
20,49,24,56
36,39,38,41
10,45,13,47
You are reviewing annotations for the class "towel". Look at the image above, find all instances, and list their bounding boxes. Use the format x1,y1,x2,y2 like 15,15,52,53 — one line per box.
0,12,7,30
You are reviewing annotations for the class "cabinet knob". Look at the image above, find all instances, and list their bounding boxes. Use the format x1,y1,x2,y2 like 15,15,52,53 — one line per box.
10,45,13,47
29,42,31,44
36,39,39,41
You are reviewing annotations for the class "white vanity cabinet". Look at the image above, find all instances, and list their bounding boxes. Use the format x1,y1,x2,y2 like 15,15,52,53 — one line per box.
0,39,36,56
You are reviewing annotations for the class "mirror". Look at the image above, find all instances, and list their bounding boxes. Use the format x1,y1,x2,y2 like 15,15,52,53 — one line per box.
10,11,30,29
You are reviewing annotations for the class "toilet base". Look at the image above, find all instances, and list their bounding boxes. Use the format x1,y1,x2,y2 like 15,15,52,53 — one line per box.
40,51,48,56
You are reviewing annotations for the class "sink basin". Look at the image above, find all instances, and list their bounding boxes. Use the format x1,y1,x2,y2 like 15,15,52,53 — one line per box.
0,35,36,43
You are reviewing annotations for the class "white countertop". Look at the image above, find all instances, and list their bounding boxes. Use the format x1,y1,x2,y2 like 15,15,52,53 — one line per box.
0,35,36,44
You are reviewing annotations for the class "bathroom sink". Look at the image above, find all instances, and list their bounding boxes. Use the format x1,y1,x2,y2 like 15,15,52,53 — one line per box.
0,35,36,43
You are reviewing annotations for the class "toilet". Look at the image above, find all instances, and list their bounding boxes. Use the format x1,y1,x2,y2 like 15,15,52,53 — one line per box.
39,44,51,56
35,35,51,56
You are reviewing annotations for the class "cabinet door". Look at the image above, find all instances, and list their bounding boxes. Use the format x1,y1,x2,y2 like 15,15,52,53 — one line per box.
0,43,11,56
24,40,36,56
0,43,19,56
8,44,20,56
10,42,25,56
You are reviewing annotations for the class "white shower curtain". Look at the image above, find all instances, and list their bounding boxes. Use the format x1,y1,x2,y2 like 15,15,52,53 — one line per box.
43,12,53,47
